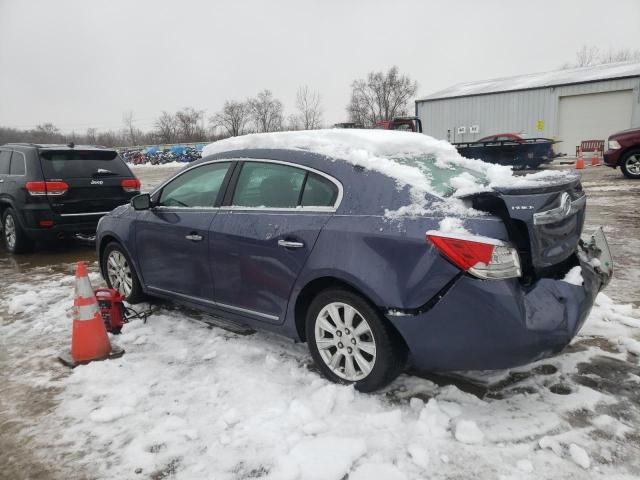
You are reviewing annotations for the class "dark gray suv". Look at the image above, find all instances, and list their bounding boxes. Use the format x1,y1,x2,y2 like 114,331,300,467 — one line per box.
0,143,140,253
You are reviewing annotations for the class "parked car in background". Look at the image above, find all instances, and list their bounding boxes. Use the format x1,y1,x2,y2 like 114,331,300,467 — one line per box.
604,127,640,179
0,143,140,253
477,133,532,142
96,130,612,391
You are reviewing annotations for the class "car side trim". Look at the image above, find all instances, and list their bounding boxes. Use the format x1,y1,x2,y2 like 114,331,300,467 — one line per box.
59,211,110,217
147,285,280,322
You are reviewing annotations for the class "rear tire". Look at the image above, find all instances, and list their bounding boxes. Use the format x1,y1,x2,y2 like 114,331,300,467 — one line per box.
620,150,640,179
305,288,407,392
102,242,145,304
2,208,33,254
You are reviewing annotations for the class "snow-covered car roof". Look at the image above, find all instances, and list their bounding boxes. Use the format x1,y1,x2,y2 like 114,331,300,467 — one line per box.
203,129,573,217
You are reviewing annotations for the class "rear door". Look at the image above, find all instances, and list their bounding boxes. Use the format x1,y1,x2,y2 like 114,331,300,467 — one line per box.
209,160,341,324
37,149,138,216
135,161,233,301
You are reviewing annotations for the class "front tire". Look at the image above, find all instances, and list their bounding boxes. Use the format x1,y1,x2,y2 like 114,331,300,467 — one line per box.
102,242,145,304
2,208,33,253
620,150,640,179
305,288,407,392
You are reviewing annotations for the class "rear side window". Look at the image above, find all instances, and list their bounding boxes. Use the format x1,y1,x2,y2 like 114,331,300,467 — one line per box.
9,153,25,175
0,150,11,175
159,162,231,208
232,162,306,208
39,150,130,178
301,173,338,207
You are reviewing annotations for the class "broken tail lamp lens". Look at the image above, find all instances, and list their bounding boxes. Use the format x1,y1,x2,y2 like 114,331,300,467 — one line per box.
426,231,522,280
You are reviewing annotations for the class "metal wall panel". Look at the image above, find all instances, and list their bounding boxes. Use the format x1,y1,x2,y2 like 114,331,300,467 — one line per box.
417,78,640,146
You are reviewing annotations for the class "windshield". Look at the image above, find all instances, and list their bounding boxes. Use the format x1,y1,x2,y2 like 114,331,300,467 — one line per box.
391,153,489,197
39,150,130,178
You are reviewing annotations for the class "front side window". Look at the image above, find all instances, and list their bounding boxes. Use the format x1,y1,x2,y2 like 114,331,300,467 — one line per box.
159,162,231,208
9,153,25,175
232,162,306,208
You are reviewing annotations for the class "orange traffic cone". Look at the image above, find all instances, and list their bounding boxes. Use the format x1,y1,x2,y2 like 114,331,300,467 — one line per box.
575,151,585,170
59,262,124,367
591,151,600,166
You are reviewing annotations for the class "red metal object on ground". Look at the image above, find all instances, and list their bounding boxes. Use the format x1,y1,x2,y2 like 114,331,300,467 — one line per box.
94,288,127,333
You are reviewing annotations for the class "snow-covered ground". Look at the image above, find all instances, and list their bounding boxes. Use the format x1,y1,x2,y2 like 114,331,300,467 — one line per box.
2,262,639,480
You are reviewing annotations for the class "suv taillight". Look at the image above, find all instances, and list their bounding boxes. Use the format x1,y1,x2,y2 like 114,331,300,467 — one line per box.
426,231,522,280
25,181,69,197
121,178,141,193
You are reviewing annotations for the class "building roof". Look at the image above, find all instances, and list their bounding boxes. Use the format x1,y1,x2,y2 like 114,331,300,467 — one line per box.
418,61,640,102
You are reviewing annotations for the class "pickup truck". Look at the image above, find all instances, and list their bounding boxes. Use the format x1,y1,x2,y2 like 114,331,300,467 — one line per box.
604,126,640,179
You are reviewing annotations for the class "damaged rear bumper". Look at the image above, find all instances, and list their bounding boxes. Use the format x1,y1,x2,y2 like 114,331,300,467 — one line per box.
389,228,613,372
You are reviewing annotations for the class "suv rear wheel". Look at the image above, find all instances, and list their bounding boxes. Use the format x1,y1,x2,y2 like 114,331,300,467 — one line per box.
102,242,145,304
306,288,407,392
2,208,33,253
620,149,640,179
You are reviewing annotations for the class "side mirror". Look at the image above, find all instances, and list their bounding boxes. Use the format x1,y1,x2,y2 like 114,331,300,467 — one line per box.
131,193,151,210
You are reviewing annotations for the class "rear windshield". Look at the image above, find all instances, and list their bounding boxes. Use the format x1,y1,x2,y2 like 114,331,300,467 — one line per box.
39,150,130,178
392,154,489,198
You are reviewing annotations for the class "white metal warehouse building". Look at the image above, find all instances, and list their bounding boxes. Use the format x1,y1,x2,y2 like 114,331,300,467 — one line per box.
416,61,640,156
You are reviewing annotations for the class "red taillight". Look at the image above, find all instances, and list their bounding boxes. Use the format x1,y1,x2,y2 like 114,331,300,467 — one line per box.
426,231,522,280
121,178,141,192
39,220,55,227
26,181,68,196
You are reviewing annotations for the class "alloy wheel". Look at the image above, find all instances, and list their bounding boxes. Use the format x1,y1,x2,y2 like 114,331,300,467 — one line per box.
625,154,640,176
4,214,16,250
314,302,377,381
106,250,133,297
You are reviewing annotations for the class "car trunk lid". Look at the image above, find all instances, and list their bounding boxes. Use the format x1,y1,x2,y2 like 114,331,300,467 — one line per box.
464,175,586,280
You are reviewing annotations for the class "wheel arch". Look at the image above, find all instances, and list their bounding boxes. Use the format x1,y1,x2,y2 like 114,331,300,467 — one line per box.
98,232,143,285
292,275,404,347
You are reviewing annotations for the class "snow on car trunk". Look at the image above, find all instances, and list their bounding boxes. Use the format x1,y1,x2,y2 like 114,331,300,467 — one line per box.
2,265,640,479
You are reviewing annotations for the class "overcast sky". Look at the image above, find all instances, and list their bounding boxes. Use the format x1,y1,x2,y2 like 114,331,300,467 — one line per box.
1,0,639,133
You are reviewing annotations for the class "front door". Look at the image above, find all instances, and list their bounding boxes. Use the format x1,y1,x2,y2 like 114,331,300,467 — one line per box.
210,160,340,323
135,161,232,301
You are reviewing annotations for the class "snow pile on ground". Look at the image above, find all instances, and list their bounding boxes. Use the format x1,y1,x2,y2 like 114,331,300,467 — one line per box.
2,270,640,479
203,130,572,216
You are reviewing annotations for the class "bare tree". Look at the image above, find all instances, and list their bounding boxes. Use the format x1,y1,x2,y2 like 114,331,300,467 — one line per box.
211,100,249,137
154,111,178,143
249,90,284,133
562,45,640,68
599,47,640,64
295,86,323,130
175,107,205,142
86,128,97,144
122,111,141,146
347,66,418,126
32,123,64,143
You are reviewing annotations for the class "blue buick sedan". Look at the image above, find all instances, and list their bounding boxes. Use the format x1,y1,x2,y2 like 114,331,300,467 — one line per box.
97,130,612,391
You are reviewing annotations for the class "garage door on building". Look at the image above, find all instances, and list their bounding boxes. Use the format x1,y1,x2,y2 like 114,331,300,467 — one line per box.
558,90,633,156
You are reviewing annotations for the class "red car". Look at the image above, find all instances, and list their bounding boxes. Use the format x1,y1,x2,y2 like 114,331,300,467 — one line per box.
478,133,532,142
603,127,640,179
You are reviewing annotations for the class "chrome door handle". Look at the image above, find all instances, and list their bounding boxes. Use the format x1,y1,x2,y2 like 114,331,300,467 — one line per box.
278,239,304,248
185,234,203,242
